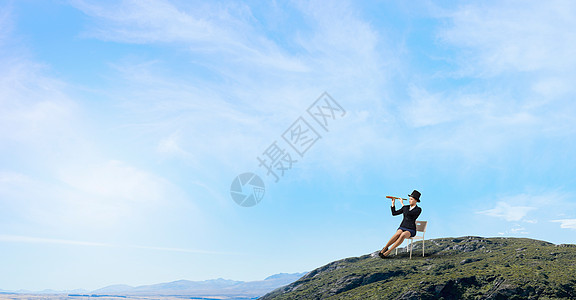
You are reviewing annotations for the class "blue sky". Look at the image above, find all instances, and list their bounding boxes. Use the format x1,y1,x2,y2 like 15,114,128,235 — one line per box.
1,0,575,291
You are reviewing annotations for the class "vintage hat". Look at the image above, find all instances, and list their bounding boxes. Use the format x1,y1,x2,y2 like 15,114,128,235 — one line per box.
408,190,421,202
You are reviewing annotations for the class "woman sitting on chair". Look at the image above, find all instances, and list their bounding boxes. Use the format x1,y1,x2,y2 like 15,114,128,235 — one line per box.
379,190,422,258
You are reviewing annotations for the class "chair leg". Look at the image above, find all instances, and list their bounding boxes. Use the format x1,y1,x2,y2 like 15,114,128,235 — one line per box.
422,233,426,257
409,238,413,259
422,239,425,257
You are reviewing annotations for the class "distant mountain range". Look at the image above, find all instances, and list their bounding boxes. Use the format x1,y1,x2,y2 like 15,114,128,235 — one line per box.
1,272,306,299
261,237,576,299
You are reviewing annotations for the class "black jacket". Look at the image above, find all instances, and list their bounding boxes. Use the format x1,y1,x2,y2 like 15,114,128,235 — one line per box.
391,205,421,230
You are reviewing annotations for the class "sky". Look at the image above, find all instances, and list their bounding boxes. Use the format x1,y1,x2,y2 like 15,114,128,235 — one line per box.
1,0,575,292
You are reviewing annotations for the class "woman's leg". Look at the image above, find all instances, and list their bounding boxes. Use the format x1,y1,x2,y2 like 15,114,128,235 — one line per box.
380,229,403,254
383,231,411,256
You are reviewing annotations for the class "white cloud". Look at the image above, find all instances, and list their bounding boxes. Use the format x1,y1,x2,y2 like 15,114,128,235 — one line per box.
157,131,195,161
72,0,309,72
72,0,220,43
478,201,536,222
510,225,528,234
67,0,388,180
0,54,79,147
59,160,170,205
402,87,456,128
395,0,576,168
0,29,187,229
440,0,576,75
54,160,189,227
0,159,188,230
400,86,496,128
0,234,111,247
72,0,384,113
551,219,576,230
0,3,13,45
0,234,234,254
0,10,196,232
0,12,93,181
0,171,30,185
498,224,529,236
531,77,574,99
477,192,573,224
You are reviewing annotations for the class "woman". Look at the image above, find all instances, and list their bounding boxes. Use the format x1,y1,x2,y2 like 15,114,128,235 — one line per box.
379,190,422,258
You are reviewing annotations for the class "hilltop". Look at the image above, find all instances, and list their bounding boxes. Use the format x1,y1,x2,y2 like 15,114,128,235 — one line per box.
260,237,576,299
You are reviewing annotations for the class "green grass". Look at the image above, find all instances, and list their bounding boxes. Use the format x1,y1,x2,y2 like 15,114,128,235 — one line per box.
260,237,576,299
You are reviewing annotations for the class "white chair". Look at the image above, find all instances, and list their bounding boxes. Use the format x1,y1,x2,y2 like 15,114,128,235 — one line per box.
395,221,428,259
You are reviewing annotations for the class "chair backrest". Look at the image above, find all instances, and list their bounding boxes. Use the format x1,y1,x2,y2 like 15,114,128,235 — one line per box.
415,221,427,233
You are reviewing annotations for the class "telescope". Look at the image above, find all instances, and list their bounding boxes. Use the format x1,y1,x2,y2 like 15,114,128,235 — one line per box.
386,196,407,201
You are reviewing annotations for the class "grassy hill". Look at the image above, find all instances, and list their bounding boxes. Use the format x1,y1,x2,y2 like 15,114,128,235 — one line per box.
260,236,576,299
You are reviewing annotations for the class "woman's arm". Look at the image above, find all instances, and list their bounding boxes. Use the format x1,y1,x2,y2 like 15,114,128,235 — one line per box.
391,203,403,216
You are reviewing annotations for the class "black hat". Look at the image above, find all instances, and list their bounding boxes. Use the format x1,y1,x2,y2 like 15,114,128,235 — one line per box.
408,190,421,202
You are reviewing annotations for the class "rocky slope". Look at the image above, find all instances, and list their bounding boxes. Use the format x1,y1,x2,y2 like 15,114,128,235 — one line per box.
260,237,576,299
